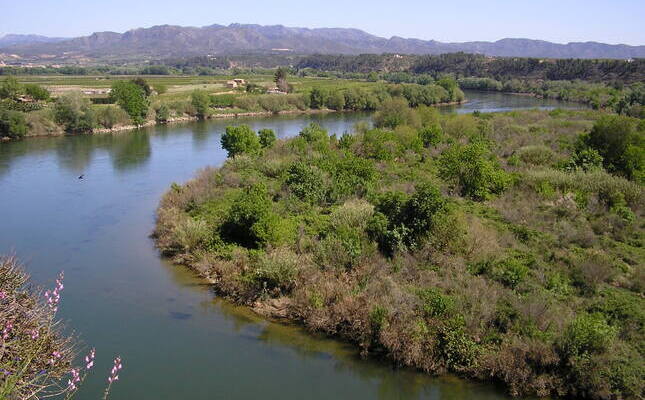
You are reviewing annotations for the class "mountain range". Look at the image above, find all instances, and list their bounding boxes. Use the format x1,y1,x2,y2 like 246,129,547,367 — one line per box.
1,24,643,62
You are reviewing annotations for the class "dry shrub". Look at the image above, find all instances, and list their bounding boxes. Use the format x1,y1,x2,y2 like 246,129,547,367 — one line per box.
479,337,563,397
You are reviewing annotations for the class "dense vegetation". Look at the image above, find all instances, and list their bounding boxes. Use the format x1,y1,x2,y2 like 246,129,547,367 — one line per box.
154,103,643,399
0,72,465,140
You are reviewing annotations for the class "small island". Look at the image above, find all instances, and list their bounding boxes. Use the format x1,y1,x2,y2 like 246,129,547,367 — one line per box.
154,102,644,399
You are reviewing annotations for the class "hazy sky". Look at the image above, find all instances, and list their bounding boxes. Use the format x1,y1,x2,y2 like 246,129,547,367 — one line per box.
1,0,643,45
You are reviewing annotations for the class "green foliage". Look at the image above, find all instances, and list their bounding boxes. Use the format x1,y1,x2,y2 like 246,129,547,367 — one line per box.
23,84,49,101
285,162,326,204
191,90,211,119
418,288,454,317
221,184,281,248
439,142,511,200
0,109,28,138
309,87,327,109
258,128,276,148
565,148,604,172
418,123,444,147
155,104,170,123
560,313,617,358
246,249,300,293
221,125,261,157
585,115,644,181
367,183,448,256
298,122,328,143
96,105,129,129
325,90,346,111
373,97,418,129
439,319,479,371
110,80,149,125
53,93,96,133
0,76,21,100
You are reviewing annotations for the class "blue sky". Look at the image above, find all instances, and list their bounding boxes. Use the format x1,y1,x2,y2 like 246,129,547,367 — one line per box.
1,0,643,45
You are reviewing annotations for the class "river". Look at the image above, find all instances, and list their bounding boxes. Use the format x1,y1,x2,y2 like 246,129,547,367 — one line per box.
0,92,580,399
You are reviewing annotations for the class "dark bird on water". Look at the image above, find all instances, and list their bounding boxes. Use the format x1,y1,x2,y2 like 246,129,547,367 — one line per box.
78,174,84,179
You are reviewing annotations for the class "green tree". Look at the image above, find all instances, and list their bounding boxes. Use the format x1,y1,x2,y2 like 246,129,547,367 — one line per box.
325,91,346,111
221,125,260,157
373,97,418,129
131,77,153,97
309,88,327,109
0,109,28,138
274,67,290,92
584,115,644,181
53,93,96,133
0,76,21,100
110,81,149,125
258,128,276,148
23,84,49,101
96,106,128,129
221,183,280,248
191,90,211,119
438,142,511,200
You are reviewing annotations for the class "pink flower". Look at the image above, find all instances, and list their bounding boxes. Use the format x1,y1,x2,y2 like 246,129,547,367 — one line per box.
85,348,96,370
2,321,13,341
67,368,80,391
0,291,7,300
45,271,64,313
107,356,122,383
49,350,62,365
29,329,39,340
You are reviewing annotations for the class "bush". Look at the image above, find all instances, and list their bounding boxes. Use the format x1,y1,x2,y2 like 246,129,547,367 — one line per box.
0,109,28,138
53,93,96,133
373,97,419,129
110,80,149,125
258,128,276,148
221,184,280,248
191,90,211,119
96,106,129,129
285,162,326,204
417,122,443,147
438,142,512,200
155,104,170,123
246,248,300,294
514,145,556,166
325,90,346,111
367,183,448,256
560,313,616,358
418,288,455,317
221,125,260,157
585,115,644,181
23,84,50,101
298,122,328,143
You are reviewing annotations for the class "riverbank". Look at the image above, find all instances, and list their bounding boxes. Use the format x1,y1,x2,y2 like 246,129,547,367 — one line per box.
153,107,644,399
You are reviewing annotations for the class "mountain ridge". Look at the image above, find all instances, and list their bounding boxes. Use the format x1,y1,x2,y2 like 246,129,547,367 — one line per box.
1,23,643,61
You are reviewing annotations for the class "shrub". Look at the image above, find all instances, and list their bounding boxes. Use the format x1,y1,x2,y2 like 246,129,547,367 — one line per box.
418,288,454,317
53,93,96,133
373,97,419,129
110,80,149,125
191,90,211,119
23,83,50,101
360,128,398,160
418,123,444,147
367,183,448,256
155,104,170,123
514,145,556,166
258,128,276,148
560,313,616,358
325,90,346,111
0,109,28,138
298,123,328,143
258,95,288,113
221,125,261,157
221,184,280,248
438,142,512,200
584,115,644,181
246,248,300,294
564,148,604,172
96,106,129,129
285,162,326,204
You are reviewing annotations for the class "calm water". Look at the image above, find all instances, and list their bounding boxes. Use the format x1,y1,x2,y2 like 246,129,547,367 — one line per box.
0,92,575,399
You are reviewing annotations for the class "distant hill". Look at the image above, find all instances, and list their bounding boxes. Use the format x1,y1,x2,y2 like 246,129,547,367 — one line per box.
0,34,67,47
1,24,643,61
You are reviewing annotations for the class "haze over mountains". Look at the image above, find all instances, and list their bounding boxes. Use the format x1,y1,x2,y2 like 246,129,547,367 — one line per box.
1,23,644,62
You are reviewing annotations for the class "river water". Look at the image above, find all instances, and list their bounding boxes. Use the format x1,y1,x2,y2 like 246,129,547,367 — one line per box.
0,92,579,399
